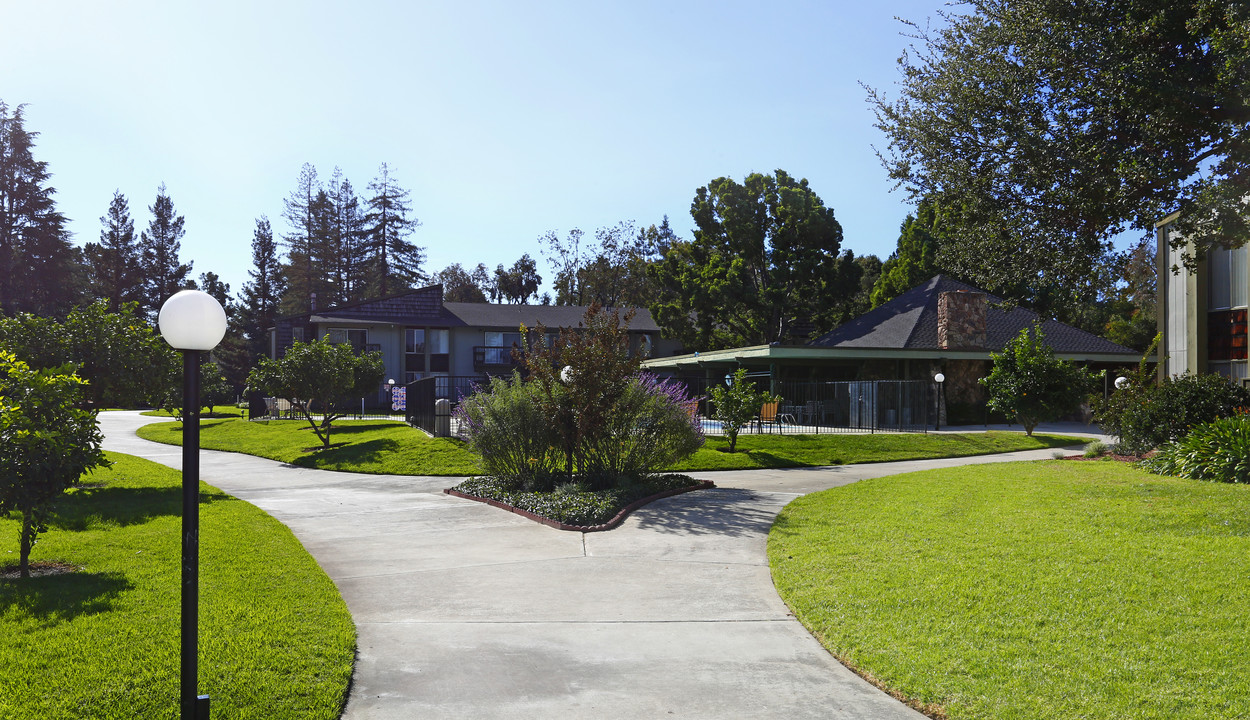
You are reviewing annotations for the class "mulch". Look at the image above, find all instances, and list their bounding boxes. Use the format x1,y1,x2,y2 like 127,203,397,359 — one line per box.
0,560,79,580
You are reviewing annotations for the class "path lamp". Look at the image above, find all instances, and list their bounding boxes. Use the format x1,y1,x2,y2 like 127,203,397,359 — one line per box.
1114,376,1129,390
158,290,227,720
933,372,946,431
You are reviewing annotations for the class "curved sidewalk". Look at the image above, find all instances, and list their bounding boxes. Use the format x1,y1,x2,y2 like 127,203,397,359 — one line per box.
100,412,1094,720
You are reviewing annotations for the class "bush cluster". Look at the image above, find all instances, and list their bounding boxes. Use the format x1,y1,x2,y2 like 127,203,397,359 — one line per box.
1143,414,1250,483
453,305,704,492
1094,371,1250,455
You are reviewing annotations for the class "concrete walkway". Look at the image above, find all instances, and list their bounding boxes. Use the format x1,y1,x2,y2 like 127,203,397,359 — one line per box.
99,412,1103,719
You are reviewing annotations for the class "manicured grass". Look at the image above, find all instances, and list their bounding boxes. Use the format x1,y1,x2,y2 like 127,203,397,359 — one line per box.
669,431,1085,471
0,453,355,719
138,417,482,475
768,460,1250,720
141,405,242,418
137,417,1085,476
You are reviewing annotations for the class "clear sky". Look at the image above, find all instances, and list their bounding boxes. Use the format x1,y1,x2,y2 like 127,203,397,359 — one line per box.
4,0,947,300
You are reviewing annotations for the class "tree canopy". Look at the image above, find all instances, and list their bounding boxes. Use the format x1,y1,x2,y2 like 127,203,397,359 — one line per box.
869,0,1250,283
649,170,858,350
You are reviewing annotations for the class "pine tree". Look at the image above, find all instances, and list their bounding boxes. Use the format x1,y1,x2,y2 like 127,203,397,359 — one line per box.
0,101,83,316
237,216,286,361
280,163,322,315
84,190,142,311
363,163,424,296
137,183,192,317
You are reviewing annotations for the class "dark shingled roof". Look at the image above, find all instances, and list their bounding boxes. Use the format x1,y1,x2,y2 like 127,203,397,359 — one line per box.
444,302,661,332
808,275,1137,356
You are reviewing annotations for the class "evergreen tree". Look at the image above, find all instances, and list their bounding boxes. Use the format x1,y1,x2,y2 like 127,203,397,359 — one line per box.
328,171,369,304
84,190,142,311
870,200,945,308
363,163,424,296
0,101,82,316
137,182,192,317
280,163,322,315
237,216,286,362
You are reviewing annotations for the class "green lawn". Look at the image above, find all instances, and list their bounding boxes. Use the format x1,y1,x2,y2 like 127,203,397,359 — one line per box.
141,405,243,418
136,416,1085,475
137,418,483,475
0,453,355,719
671,431,1085,471
768,460,1250,720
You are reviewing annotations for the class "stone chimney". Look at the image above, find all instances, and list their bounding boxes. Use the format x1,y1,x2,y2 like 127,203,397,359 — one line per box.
938,290,986,350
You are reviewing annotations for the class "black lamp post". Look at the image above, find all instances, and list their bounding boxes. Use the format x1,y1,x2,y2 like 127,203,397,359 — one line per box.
934,372,946,431
158,289,227,720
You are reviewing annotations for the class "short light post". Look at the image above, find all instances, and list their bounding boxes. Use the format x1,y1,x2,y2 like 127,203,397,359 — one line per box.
934,372,946,431
158,290,227,720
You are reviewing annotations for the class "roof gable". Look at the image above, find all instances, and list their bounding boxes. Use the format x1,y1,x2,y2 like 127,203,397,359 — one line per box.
809,275,1136,356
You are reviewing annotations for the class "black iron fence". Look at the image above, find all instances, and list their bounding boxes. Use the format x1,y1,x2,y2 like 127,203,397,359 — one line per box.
661,377,933,434
405,375,482,437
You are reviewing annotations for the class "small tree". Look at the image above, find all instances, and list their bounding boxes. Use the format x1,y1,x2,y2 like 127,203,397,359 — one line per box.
247,336,384,447
708,369,779,452
981,325,1096,435
0,351,108,578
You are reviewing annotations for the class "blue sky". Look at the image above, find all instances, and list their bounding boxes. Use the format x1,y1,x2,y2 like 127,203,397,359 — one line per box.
5,0,946,299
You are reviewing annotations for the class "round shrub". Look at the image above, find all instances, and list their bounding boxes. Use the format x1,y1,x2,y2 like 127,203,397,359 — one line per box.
1143,414,1250,483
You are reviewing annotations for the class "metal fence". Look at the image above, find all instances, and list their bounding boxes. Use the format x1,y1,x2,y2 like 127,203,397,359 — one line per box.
405,376,482,437
663,377,933,434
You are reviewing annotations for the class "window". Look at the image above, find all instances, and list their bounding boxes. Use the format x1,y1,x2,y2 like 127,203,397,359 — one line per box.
292,326,305,342
483,331,523,365
1208,244,1247,311
429,329,450,372
328,328,367,352
405,329,425,372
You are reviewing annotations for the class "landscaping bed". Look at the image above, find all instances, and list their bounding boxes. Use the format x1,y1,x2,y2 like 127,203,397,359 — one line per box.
448,474,710,529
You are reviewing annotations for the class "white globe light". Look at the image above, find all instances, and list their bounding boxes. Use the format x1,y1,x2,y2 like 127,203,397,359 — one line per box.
934,373,946,383
1114,376,1129,389
561,365,575,384
158,290,227,351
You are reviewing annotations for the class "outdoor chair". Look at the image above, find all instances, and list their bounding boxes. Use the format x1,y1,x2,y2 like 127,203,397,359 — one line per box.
751,401,795,433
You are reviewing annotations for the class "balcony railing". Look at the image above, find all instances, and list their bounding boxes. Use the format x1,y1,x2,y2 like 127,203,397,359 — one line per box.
473,345,519,371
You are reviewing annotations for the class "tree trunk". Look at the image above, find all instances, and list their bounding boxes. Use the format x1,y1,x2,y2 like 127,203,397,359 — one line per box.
19,513,33,579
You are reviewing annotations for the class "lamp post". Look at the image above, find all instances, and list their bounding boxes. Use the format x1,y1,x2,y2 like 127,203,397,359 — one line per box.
158,290,227,720
934,372,946,431
1114,376,1129,390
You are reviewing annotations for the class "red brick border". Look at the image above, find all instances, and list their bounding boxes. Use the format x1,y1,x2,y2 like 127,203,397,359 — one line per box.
443,479,716,532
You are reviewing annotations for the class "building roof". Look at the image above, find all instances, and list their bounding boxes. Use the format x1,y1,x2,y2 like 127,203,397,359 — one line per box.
807,275,1137,356
444,302,661,332
276,285,660,332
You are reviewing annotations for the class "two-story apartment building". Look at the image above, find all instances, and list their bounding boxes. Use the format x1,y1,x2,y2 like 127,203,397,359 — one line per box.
268,285,677,396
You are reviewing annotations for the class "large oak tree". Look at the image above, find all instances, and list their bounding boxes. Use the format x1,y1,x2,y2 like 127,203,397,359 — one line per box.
869,0,1250,289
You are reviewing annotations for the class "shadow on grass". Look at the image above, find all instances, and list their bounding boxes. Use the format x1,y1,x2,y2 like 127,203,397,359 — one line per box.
631,488,782,538
317,422,407,436
0,570,132,624
292,438,403,467
49,486,227,531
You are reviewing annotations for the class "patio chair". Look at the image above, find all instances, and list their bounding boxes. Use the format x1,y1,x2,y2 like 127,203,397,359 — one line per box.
751,401,796,433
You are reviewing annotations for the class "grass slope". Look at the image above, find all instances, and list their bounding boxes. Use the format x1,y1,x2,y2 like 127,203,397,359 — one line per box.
137,417,1084,475
671,431,1084,471
138,418,481,475
768,460,1250,720
0,453,355,719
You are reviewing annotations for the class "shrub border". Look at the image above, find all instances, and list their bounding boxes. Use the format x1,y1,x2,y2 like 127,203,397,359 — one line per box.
444,478,716,532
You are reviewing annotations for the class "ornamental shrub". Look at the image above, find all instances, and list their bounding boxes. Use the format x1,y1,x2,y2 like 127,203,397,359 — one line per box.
1095,370,1250,455
980,325,1097,435
708,368,779,452
452,373,564,491
455,305,704,490
1142,414,1250,483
